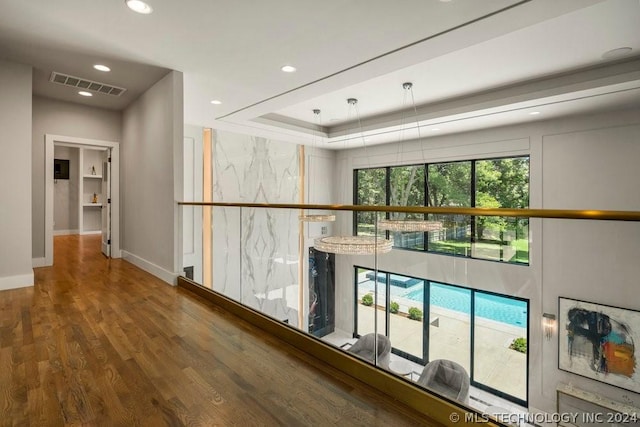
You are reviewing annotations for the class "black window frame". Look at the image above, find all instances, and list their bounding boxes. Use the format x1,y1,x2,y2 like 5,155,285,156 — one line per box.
353,155,530,265
353,266,529,406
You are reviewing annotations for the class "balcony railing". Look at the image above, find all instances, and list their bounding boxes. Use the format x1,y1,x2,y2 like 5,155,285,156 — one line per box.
178,202,640,425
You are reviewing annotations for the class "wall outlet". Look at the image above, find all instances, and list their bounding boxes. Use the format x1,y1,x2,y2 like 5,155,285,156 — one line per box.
321,226,328,235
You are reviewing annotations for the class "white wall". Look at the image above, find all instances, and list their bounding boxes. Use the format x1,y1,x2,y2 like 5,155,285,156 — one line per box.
0,60,33,290
121,71,183,284
333,108,640,413
32,96,122,258
53,146,79,234
540,123,640,412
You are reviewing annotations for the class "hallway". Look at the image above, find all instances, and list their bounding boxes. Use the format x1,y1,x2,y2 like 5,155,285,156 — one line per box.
0,235,437,426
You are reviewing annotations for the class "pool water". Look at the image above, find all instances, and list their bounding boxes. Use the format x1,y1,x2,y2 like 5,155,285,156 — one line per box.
405,282,527,328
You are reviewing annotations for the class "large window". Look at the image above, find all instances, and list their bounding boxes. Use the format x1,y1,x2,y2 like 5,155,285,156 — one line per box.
354,156,530,264
355,168,386,238
390,165,426,250
474,157,529,263
353,267,529,405
427,161,472,256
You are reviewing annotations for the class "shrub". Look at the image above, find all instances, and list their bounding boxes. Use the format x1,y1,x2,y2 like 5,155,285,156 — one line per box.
408,307,423,321
361,294,373,306
390,301,399,314
510,337,527,353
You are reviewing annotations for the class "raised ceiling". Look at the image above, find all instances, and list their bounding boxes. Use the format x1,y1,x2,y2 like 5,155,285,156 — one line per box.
0,0,638,147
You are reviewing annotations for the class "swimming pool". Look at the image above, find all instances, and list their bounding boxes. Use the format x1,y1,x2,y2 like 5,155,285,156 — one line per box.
405,282,527,328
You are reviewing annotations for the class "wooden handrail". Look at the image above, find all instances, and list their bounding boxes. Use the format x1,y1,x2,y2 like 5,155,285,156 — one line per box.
177,202,640,222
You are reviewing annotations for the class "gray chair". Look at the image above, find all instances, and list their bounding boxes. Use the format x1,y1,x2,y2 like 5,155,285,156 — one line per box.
347,333,391,369
417,359,470,404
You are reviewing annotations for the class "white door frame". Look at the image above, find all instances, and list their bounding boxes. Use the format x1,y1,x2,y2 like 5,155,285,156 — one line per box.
44,134,121,266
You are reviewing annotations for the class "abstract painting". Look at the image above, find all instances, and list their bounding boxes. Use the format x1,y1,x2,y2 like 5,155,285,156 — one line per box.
559,297,640,392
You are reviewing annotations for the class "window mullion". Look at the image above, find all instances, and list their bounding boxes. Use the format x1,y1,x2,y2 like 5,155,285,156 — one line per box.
470,160,476,252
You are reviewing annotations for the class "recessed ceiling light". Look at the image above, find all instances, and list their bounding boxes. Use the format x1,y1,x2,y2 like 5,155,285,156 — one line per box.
78,91,93,97
210,100,222,105
602,47,632,60
529,111,541,115
93,64,111,72
281,65,297,73
431,127,440,131
125,0,153,14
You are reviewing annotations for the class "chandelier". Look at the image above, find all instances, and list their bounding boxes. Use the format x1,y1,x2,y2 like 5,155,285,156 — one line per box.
300,108,336,223
299,213,336,222
314,235,392,255
379,82,443,233
312,98,392,255
378,218,442,232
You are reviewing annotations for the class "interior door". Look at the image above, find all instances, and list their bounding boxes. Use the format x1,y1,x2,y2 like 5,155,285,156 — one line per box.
101,148,111,257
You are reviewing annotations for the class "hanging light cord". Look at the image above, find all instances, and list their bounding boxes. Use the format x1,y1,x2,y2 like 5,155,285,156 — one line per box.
408,84,424,159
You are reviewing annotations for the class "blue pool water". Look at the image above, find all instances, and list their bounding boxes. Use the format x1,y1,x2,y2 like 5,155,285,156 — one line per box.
405,282,527,328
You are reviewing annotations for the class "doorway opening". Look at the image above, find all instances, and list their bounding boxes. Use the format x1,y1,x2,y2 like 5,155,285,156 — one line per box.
44,134,120,265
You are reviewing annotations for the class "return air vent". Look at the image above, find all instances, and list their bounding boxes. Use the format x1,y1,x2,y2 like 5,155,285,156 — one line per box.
49,72,127,97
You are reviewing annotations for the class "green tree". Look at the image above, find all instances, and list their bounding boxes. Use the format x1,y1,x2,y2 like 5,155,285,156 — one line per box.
389,165,424,220
356,168,386,235
427,162,471,232
475,158,529,241
427,162,471,208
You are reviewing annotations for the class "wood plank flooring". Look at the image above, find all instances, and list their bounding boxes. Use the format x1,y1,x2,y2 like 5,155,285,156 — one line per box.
0,235,440,426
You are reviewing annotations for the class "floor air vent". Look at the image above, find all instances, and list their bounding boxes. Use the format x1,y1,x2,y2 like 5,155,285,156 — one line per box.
49,72,127,96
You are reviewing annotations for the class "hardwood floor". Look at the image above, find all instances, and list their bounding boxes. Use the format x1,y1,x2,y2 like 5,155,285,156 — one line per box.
1,235,440,426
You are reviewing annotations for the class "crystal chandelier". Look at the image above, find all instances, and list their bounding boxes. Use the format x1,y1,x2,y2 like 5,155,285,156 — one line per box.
378,218,442,232
379,82,443,233
300,108,336,223
299,213,336,222
312,98,392,255
314,235,392,255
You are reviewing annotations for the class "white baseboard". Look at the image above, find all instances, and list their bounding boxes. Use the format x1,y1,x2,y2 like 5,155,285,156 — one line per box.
54,229,79,236
32,257,48,268
0,272,34,290
121,250,178,286
80,230,102,235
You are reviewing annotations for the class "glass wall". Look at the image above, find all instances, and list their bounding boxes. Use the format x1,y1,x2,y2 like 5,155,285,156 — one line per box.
427,161,472,256
355,267,387,338
354,156,530,264
474,157,530,263
473,292,528,402
428,282,471,373
353,267,528,405
389,165,426,250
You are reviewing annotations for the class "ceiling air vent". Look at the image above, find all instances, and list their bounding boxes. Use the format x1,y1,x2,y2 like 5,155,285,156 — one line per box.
49,72,127,97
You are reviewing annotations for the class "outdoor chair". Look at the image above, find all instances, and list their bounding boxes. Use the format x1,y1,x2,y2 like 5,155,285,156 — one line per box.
417,359,470,404
347,333,391,369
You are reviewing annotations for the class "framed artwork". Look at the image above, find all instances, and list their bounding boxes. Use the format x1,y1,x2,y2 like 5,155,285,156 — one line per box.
559,297,640,393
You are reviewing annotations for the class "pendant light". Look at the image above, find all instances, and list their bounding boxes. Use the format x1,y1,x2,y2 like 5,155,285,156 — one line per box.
377,82,443,233
299,108,336,222
314,98,392,255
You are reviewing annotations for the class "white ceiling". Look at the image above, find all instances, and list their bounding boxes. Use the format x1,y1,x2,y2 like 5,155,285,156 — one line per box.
0,0,638,147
